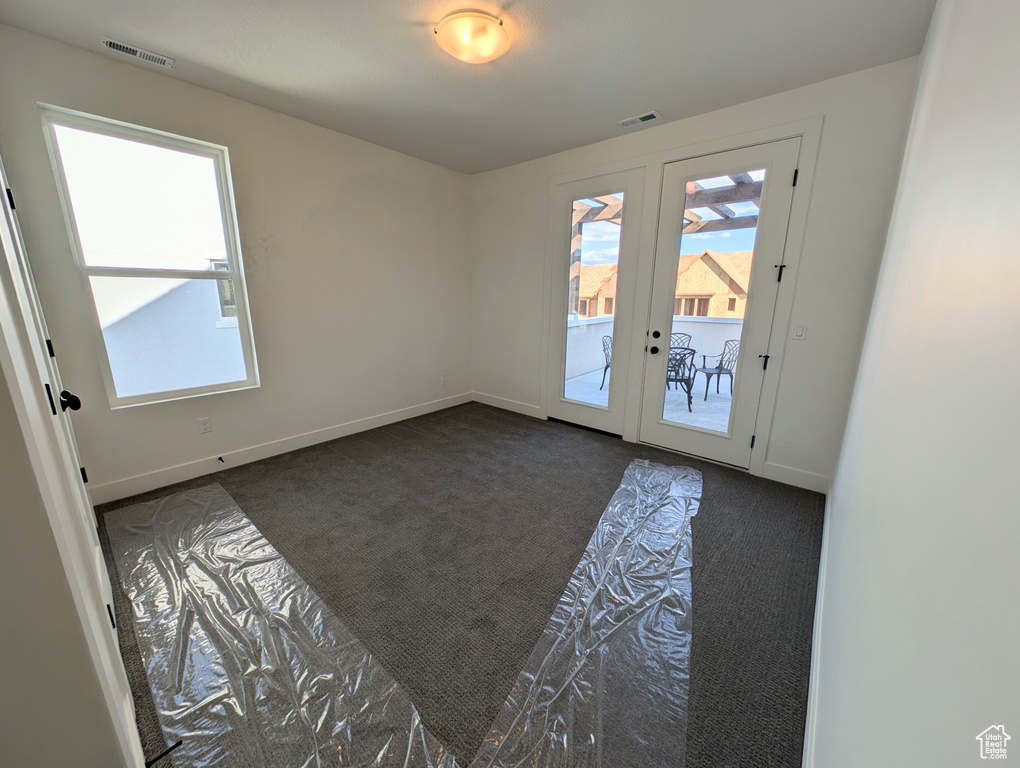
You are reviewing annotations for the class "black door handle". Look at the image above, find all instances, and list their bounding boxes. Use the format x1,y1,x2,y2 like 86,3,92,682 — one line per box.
650,346,659,354
59,390,81,412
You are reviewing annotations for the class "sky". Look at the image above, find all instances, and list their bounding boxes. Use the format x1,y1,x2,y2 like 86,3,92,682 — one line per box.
679,227,758,255
579,220,623,265
580,217,759,264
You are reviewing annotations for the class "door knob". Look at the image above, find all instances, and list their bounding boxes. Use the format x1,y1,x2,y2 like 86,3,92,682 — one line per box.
59,390,81,412
650,346,659,354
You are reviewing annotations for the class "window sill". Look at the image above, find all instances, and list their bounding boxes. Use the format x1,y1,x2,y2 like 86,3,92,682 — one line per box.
108,379,260,409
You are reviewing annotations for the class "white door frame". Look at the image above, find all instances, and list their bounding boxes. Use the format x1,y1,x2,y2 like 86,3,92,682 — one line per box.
540,116,823,484
544,167,646,434
639,138,801,468
0,159,143,767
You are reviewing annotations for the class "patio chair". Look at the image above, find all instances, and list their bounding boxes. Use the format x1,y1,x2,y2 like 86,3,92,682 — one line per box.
666,333,693,390
670,332,692,351
600,335,612,390
666,347,697,412
696,339,740,400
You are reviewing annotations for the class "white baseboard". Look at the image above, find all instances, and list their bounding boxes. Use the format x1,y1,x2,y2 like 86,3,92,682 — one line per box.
470,391,545,420
801,481,834,767
762,461,831,494
89,393,474,504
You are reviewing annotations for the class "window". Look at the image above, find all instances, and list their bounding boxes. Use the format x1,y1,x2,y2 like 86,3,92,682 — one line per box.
604,297,614,315
728,297,737,312
579,299,588,315
42,107,258,407
675,296,710,317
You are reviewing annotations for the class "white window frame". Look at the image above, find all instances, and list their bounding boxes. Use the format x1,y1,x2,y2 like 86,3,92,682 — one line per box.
39,104,260,408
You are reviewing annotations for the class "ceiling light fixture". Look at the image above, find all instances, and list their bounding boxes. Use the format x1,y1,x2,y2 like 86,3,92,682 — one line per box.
434,11,510,64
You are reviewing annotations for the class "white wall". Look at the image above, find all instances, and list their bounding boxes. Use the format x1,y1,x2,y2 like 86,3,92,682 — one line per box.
0,24,473,502
810,0,1020,764
468,59,920,487
0,370,126,767
0,24,924,499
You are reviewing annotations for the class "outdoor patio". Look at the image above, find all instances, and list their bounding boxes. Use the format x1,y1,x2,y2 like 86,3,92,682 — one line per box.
563,368,733,433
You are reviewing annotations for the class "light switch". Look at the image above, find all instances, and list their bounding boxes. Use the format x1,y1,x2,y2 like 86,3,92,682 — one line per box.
793,325,807,340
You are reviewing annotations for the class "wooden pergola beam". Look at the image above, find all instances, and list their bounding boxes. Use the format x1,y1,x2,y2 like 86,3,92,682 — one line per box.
573,195,624,226
683,215,758,234
684,181,762,209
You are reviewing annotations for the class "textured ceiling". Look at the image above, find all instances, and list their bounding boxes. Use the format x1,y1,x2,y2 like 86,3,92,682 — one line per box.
0,0,936,173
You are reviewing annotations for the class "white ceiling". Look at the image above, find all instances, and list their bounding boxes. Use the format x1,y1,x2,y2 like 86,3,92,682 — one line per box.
0,0,935,173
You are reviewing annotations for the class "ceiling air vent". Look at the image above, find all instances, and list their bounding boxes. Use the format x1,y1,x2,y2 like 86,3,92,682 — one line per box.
101,38,176,69
618,111,661,128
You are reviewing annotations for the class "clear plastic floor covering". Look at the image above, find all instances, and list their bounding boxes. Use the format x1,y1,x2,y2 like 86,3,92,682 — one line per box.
469,460,701,768
106,459,701,768
106,485,456,768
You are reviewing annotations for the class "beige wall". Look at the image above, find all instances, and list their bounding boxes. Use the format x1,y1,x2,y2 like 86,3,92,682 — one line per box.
0,24,473,502
810,1,1020,764
468,58,919,488
0,369,126,767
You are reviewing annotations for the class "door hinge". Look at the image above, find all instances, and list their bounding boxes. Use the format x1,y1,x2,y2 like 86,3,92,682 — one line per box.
774,264,786,282
46,338,55,357
106,603,116,630
792,169,799,187
5,188,15,210
80,466,89,484
751,435,756,449
44,383,57,415
759,354,771,370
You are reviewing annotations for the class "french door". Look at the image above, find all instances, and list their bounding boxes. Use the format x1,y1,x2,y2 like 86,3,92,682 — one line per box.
546,168,645,434
639,139,800,467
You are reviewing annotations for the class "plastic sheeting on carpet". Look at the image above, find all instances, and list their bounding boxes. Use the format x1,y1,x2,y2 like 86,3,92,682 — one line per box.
105,483,456,768
468,459,702,768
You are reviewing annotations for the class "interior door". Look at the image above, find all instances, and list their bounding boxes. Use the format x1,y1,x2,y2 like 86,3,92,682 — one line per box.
547,168,645,434
0,155,123,644
639,139,800,467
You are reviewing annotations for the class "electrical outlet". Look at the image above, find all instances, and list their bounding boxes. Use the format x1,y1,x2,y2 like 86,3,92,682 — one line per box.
197,417,213,434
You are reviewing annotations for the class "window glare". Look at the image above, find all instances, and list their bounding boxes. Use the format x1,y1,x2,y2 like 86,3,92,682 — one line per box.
53,125,228,271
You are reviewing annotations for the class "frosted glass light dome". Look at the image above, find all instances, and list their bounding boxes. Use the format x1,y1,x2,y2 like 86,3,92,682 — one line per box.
434,11,510,64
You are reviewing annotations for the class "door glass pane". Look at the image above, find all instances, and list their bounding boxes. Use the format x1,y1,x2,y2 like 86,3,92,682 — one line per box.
53,125,229,271
562,193,624,406
662,168,765,433
90,276,247,398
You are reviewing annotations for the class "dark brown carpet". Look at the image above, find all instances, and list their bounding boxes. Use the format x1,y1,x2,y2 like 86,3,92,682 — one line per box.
97,402,825,767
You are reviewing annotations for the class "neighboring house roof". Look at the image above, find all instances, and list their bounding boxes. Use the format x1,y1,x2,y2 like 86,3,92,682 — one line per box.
576,251,750,303
677,250,753,295
578,264,618,298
